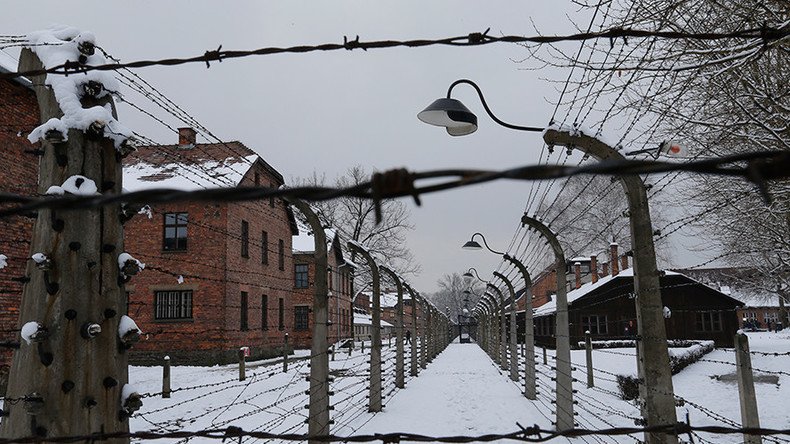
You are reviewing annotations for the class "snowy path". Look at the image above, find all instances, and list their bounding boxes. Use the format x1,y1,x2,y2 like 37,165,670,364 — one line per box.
354,343,552,437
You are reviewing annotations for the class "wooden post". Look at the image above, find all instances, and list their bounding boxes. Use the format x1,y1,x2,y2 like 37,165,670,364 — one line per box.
283,333,289,373
735,333,762,444
1,47,132,440
543,347,548,365
585,332,594,388
238,348,246,381
162,356,171,399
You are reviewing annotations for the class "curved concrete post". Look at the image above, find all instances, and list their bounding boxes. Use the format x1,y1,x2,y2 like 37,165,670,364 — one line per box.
286,199,330,441
543,129,676,443
482,295,496,358
505,254,537,400
346,242,382,412
380,266,404,389
487,284,508,371
418,295,428,369
404,284,419,377
520,214,573,431
494,271,519,382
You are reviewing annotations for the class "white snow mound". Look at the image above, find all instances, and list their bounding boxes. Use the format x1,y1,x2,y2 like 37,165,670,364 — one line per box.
20,321,41,344
118,315,142,338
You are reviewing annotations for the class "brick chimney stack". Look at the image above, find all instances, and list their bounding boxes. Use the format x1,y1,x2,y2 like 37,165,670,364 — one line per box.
602,262,609,276
590,255,598,284
574,262,582,289
621,254,629,271
610,242,619,276
178,127,197,146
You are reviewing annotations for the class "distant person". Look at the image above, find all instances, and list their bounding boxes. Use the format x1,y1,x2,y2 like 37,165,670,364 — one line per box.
624,320,636,337
405,330,412,345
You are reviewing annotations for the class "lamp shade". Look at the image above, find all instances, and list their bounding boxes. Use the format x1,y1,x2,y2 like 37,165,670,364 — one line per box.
462,272,473,284
462,240,482,250
417,98,478,136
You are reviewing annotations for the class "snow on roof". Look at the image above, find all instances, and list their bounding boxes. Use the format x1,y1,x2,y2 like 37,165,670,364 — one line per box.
570,256,591,262
122,142,259,192
357,291,412,308
0,49,32,88
292,220,337,254
731,291,781,308
534,268,680,316
353,312,394,327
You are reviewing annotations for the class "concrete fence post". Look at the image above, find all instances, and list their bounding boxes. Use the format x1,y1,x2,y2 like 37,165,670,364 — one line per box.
238,348,246,382
162,356,171,399
283,333,289,373
735,333,762,444
585,332,594,388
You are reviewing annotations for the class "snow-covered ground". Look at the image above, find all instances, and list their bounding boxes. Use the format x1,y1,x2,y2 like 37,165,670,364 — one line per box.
128,332,789,443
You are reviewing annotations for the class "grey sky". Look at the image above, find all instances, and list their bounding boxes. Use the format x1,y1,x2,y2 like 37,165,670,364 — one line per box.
1,2,702,292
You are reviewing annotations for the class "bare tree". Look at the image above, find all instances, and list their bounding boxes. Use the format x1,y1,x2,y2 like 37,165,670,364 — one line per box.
295,165,420,279
428,273,484,321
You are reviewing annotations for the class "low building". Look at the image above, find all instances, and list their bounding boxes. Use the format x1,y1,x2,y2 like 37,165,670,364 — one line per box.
290,225,356,348
529,267,744,347
352,307,394,340
123,128,299,365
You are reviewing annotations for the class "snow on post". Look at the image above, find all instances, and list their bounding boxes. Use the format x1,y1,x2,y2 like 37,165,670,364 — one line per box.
118,252,144,278
31,252,51,270
118,315,142,348
45,175,99,196
21,321,47,344
120,383,143,418
25,26,133,150
663,306,672,319
0,254,7,270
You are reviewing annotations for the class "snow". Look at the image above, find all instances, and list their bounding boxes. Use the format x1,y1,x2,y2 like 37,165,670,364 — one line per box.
121,383,139,405
176,275,184,284
353,312,394,328
0,254,6,270
25,26,133,149
118,315,142,338
123,153,258,192
20,321,41,344
31,253,47,264
138,205,153,219
117,252,145,271
663,306,672,318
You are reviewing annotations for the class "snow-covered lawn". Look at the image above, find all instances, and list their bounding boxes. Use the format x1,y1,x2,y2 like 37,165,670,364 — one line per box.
129,332,789,443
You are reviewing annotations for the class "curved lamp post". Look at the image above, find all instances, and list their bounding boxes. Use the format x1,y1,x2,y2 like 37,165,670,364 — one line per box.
486,283,508,371
421,79,676,442
462,231,537,399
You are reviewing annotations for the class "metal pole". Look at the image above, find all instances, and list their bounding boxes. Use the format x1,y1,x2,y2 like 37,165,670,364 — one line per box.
544,129,676,443
735,333,762,444
287,198,330,442
494,272,519,382
347,242,382,412
520,215,574,431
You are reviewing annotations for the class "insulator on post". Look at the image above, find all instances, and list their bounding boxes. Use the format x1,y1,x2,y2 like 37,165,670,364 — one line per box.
81,322,102,339
23,393,45,415
44,129,65,145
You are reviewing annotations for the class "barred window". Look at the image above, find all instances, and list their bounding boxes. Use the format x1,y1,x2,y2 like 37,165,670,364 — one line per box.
295,264,309,288
294,306,309,331
154,290,193,320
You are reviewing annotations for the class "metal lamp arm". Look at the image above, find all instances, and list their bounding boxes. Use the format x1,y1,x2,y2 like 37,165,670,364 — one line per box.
447,79,543,133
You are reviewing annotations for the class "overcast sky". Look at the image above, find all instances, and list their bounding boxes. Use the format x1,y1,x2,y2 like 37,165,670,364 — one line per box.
1,2,703,292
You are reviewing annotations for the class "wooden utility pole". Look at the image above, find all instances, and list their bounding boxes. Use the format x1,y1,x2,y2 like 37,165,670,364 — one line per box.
347,242,381,412
287,199,330,442
1,49,133,441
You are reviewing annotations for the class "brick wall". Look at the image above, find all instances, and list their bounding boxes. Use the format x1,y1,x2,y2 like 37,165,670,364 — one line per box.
0,77,40,382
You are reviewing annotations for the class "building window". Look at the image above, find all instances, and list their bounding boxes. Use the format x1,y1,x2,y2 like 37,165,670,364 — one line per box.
295,264,309,288
269,183,275,207
582,315,608,335
241,220,249,258
278,239,285,271
154,290,193,320
295,306,309,331
765,311,778,322
278,298,285,330
696,312,723,332
744,311,757,320
261,231,268,264
163,213,188,251
261,295,269,330
240,291,249,331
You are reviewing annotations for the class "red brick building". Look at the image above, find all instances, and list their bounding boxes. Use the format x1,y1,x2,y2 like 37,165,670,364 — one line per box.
122,128,298,365
0,55,39,384
290,227,355,348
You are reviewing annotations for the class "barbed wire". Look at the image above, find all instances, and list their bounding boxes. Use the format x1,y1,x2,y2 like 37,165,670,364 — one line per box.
3,26,788,80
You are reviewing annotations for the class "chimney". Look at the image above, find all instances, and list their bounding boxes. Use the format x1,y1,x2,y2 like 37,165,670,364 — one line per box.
621,254,629,271
590,255,598,284
574,262,582,289
602,262,609,276
178,127,197,146
610,242,619,276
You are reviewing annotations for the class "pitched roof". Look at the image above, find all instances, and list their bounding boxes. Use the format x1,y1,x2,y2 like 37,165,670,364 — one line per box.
122,141,283,192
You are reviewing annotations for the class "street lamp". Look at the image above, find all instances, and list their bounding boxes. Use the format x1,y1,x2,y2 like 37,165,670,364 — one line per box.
420,78,678,443
461,232,505,254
